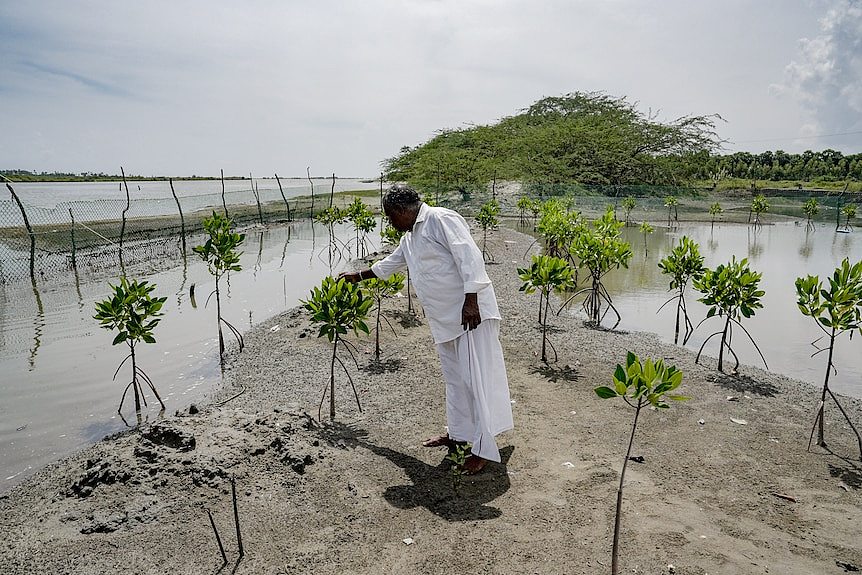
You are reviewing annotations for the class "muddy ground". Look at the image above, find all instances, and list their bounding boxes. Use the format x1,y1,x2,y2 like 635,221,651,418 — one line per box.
1,226,860,575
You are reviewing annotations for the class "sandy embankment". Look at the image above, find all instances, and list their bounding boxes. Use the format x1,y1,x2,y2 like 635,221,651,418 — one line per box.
1,225,860,575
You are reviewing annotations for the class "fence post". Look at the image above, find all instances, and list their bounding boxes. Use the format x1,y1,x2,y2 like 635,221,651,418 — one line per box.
6,183,36,280
307,167,314,218
169,178,186,255
274,173,292,221
68,208,77,270
221,169,229,218
379,172,384,210
329,172,335,209
119,167,131,269
251,173,263,225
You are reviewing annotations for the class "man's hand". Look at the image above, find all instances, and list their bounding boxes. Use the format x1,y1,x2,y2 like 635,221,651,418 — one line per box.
462,293,481,331
338,271,362,283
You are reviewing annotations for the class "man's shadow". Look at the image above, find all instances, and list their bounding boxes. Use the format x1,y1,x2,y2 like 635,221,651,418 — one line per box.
320,423,513,521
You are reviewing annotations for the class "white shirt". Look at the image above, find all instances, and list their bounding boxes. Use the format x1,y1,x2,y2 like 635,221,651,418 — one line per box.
371,203,501,344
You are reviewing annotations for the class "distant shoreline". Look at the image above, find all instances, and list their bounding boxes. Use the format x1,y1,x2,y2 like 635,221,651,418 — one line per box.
1,174,378,183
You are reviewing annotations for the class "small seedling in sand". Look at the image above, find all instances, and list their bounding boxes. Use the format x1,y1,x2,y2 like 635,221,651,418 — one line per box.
693,257,767,373
303,276,373,420
639,221,653,254
795,258,862,459
445,442,471,493
657,236,706,345
193,212,245,364
94,277,167,416
361,272,406,361
594,352,686,575
518,254,575,363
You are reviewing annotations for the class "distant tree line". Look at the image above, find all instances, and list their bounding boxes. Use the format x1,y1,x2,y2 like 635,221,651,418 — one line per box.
675,150,862,183
0,170,246,183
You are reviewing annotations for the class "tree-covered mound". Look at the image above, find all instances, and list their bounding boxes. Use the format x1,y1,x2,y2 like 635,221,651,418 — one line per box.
383,92,723,194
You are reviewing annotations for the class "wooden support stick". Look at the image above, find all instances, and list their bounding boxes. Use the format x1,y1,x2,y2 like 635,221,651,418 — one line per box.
231,477,244,557
206,508,228,564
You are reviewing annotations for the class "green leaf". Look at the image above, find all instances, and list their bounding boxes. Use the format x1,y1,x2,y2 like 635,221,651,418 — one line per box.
594,386,618,399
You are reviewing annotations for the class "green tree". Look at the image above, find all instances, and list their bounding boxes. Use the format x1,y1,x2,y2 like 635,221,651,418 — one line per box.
663,195,679,227
795,259,862,459
657,236,706,345
94,278,167,416
193,212,246,363
303,277,373,420
841,203,857,230
693,257,767,373
594,352,687,575
517,255,576,363
708,202,723,229
750,194,769,227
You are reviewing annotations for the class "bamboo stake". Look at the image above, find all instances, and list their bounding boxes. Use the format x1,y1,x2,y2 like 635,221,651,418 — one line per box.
205,508,228,564
169,178,186,255
307,167,314,218
221,169,229,218
231,477,244,557
68,208,77,270
274,173,292,221
329,172,335,209
6,182,36,280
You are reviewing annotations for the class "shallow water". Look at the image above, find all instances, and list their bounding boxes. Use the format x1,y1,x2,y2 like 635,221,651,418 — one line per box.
0,221,379,492
578,221,862,396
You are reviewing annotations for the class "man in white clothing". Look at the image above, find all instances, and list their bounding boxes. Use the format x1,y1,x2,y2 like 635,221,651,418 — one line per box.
340,185,513,475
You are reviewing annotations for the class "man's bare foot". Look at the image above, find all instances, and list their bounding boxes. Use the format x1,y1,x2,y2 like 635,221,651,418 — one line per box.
422,434,454,448
463,455,488,475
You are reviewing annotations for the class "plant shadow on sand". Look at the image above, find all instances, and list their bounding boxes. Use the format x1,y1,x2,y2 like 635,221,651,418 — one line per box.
707,371,780,398
530,363,581,384
362,358,404,375
389,309,424,329
825,447,862,490
319,422,513,521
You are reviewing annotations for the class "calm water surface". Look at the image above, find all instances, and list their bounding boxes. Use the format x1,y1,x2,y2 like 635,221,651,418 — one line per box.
596,221,862,396
0,221,379,492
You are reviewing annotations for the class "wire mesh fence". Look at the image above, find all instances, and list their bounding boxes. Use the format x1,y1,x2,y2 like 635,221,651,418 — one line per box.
0,180,382,285
2,178,858,285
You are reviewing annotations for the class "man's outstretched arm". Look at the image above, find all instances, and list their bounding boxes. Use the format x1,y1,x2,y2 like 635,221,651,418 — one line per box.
339,268,377,283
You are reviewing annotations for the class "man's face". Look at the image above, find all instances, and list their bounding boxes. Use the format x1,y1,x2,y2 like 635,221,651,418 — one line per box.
384,206,415,233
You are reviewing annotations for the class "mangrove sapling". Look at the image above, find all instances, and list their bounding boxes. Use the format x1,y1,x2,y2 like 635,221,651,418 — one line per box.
841,203,856,231
594,352,687,575
381,223,416,315
346,198,377,257
534,198,582,264
693,257,767,373
639,221,653,255
709,202,723,230
94,277,167,416
314,206,349,264
751,194,769,227
621,196,636,227
516,196,533,226
657,236,706,345
517,255,575,363
802,198,819,230
663,195,679,227
475,199,500,262
445,442,471,494
193,212,246,363
361,272,406,361
303,276,373,421
795,258,862,459
561,209,632,329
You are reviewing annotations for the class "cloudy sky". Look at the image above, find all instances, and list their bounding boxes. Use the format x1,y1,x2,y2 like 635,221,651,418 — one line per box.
1,0,860,177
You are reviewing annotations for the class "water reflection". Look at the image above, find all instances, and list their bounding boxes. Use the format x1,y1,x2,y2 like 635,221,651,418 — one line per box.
0,221,377,492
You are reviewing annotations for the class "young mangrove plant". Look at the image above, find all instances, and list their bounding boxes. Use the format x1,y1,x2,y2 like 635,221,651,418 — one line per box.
802,198,819,230
475,199,500,262
663,195,679,227
381,223,416,315
361,272,406,361
346,198,377,257
315,206,349,263
657,236,706,345
445,442,471,494
693,257,767,373
193,212,246,363
639,221,653,255
303,276,373,421
517,255,575,363
750,194,769,227
841,203,856,231
795,258,862,459
708,202,723,229
620,196,636,227
94,277,167,416
534,198,582,263
516,196,535,227
594,352,686,575
562,208,632,329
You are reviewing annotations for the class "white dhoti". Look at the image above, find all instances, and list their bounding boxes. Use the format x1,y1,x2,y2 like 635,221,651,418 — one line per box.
436,319,513,463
